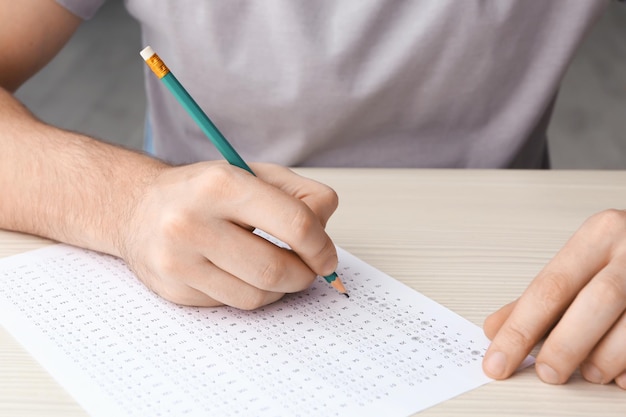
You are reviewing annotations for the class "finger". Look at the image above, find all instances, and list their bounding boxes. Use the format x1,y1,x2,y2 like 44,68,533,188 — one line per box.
144,274,224,307
182,256,285,310
615,372,626,390
252,163,339,227
223,172,338,277
483,299,517,340
130,254,225,307
536,257,626,384
146,243,285,310
485,299,562,346
483,220,610,380
198,220,319,293
580,311,626,385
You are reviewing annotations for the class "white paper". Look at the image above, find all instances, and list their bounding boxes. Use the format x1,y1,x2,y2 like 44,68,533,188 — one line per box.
0,244,532,416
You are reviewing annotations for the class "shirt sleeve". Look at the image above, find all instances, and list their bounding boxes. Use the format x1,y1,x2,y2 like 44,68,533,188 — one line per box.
55,0,107,20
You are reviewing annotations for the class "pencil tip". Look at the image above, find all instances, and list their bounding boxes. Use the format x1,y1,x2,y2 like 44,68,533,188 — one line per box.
344,293,350,298
330,276,347,294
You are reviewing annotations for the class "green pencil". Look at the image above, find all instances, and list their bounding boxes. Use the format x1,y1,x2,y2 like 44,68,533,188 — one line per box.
139,46,348,298
140,46,252,174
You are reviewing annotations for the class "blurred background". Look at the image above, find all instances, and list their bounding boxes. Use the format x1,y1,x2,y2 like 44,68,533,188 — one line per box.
14,1,626,169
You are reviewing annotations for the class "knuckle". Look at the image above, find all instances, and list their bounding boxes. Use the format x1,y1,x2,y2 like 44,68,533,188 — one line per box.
236,291,269,311
541,338,577,362
258,259,284,289
594,272,626,306
288,208,316,243
500,322,535,350
201,164,239,200
534,271,574,315
318,238,337,259
320,186,339,212
589,209,626,235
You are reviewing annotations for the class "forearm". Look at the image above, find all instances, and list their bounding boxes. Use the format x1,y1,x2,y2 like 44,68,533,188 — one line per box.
0,87,168,257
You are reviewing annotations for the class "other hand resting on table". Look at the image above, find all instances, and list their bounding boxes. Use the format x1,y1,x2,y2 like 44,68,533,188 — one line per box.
483,209,626,389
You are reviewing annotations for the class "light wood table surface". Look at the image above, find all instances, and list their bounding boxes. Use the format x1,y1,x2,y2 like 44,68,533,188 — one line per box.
1,169,624,416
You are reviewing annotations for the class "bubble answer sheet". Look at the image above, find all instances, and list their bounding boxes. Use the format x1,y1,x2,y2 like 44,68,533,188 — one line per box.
0,244,533,417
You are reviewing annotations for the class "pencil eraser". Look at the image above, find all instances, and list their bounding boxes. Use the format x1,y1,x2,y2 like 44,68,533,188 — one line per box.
140,46,155,60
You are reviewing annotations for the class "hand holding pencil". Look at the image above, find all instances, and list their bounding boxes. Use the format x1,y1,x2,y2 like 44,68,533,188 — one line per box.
110,47,347,310
120,160,341,309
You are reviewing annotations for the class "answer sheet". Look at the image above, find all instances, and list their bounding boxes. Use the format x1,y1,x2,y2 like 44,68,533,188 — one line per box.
0,244,531,416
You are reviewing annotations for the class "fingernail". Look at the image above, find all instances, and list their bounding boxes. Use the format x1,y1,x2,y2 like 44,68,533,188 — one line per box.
615,372,626,389
536,363,560,385
581,363,603,384
484,351,507,378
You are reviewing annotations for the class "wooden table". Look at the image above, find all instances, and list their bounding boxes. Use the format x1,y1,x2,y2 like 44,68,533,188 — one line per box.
1,169,624,416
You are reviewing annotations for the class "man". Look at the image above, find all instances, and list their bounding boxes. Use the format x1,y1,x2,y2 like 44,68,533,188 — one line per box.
1,0,624,389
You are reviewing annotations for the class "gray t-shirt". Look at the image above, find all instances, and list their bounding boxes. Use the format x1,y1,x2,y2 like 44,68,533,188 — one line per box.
56,0,609,168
